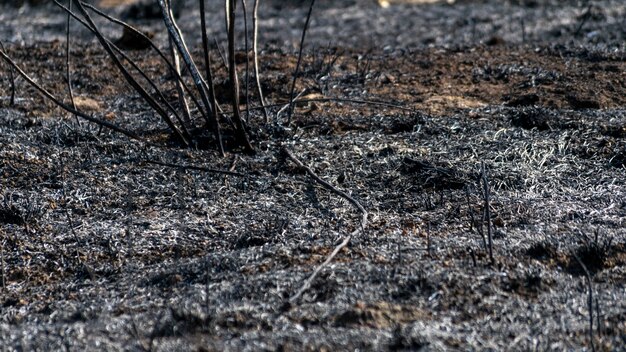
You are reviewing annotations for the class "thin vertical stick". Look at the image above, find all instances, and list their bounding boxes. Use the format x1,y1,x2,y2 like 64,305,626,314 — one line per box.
466,185,487,251
227,0,254,153
158,0,223,151
74,1,190,146
426,221,432,258
252,0,269,123
0,237,6,291
167,0,191,125
199,0,222,132
77,2,208,124
286,0,316,126
0,40,16,106
213,37,229,71
66,0,79,126
481,162,494,264
169,36,192,124
241,0,251,123
224,0,230,37
573,253,596,352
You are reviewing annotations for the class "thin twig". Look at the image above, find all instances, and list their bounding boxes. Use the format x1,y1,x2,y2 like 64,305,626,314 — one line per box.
60,1,194,141
0,236,6,291
481,162,494,265
213,37,229,71
226,0,254,153
0,49,143,141
574,2,593,36
158,0,224,153
241,0,251,123
65,0,79,125
277,89,307,118
164,1,191,126
286,0,316,126
145,159,248,177
199,0,222,136
65,209,96,281
283,147,367,302
169,35,192,124
268,96,416,113
74,1,190,146
78,2,208,123
466,185,487,251
573,252,596,352
252,0,269,122
0,40,16,106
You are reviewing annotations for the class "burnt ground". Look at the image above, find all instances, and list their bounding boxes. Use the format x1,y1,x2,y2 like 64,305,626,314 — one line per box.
0,0,625,351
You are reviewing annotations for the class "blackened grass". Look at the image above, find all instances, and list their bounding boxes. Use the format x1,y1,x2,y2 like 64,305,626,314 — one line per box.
573,252,597,352
145,159,248,178
255,97,416,113
283,147,368,303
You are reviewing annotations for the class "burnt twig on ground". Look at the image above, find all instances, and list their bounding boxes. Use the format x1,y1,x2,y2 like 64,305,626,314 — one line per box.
144,159,248,177
282,146,368,303
265,97,416,113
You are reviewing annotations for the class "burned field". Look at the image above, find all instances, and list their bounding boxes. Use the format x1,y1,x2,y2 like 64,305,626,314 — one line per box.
0,0,625,350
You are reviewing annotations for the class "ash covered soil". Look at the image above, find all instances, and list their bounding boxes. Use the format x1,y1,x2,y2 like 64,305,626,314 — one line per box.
0,0,625,350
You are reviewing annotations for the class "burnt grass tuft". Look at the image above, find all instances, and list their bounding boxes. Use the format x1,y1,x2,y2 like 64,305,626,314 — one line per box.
0,0,625,351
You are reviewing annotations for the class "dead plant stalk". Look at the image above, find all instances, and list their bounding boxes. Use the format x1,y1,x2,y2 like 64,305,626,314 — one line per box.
481,162,494,264
286,0,316,125
283,147,368,302
226,0,254,153
573,253,597,352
